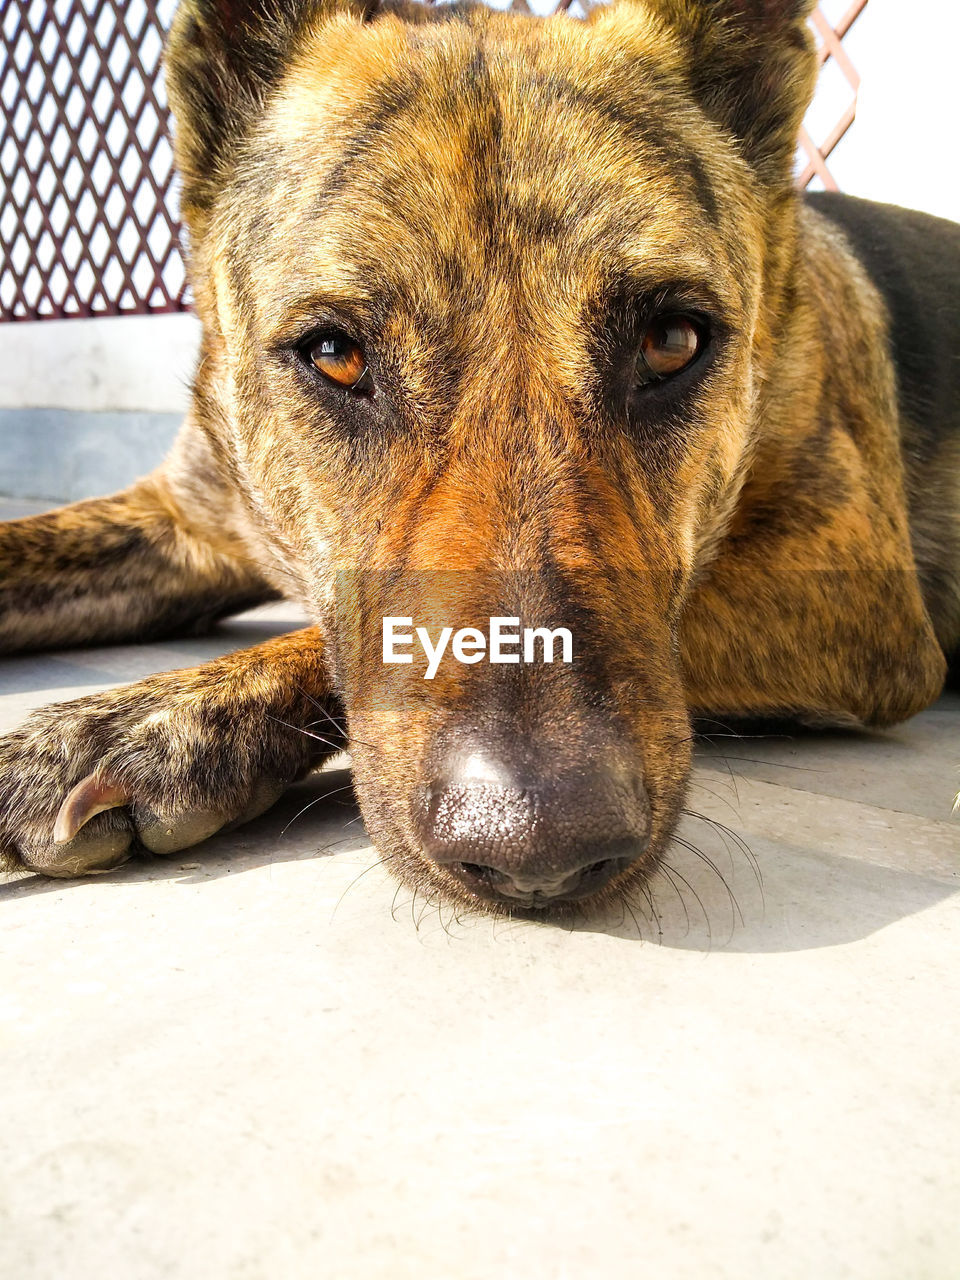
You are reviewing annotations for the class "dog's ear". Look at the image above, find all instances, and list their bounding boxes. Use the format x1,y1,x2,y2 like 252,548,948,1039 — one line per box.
165,0,378,234
608,0,819,187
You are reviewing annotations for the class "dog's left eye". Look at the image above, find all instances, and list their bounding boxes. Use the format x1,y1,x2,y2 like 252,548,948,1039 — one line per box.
301,330,372,392
636,315,705,386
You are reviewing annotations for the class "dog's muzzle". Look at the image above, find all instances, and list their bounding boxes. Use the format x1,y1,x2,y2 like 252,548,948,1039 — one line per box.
418,741,651,908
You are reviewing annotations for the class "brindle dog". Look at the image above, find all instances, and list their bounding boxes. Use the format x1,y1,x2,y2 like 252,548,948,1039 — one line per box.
1,0,957,913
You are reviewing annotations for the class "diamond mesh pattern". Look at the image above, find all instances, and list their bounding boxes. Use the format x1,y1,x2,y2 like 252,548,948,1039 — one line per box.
0,0,867,323
798,0,869,191
0,0,184,320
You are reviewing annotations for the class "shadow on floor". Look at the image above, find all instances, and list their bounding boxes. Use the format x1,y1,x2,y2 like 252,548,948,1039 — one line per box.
574,825,956,954
2,765,955,956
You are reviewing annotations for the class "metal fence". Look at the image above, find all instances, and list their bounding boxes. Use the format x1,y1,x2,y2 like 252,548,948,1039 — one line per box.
0,0,869,323
797,0,868,190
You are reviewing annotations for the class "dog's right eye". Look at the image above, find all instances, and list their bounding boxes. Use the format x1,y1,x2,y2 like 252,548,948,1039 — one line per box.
300,331,372,393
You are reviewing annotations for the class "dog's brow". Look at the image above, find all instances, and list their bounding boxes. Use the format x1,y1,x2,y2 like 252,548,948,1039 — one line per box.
267,291,381,344
604,271,733,319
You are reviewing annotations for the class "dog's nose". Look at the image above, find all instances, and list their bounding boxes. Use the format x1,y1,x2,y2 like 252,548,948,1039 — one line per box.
420,746,650,907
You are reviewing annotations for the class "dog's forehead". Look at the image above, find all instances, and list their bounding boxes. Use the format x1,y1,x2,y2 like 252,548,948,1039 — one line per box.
234,10,760,327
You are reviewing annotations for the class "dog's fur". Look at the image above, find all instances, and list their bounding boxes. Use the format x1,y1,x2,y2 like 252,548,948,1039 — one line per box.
0,0,957,910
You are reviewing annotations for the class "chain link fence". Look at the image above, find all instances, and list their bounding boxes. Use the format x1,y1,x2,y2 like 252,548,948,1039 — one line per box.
0,0,868,322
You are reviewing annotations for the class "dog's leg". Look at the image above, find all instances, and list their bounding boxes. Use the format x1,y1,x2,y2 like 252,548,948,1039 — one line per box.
0,459,276,656
680,557,947,729
0,627,340,876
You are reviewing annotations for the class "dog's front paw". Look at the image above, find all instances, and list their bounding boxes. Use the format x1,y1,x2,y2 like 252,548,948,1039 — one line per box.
0,667,326,877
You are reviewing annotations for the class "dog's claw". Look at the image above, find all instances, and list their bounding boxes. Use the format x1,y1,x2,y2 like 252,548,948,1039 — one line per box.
54,773,131,844
0,652,322,881
46,771,288,865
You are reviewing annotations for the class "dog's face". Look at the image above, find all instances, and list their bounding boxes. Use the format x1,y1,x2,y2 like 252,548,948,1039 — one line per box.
166,0,816,914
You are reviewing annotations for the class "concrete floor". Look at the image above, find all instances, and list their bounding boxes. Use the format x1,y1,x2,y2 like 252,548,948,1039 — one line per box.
1,498,958,1279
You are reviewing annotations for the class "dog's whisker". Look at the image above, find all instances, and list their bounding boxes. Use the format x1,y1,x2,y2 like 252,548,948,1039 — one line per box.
389,879,406,924
637,879,663,942
682,808,764,896
670,832,743,935
331,853,399,919
279,782,357,835
296,687,349,739
720,755,825,774
265,713,342,751
662,847,716,949
621,894,645,942
653,861,692,938
686,777,743,821
415,891,436,933
437,897,456,940
690,718,745,739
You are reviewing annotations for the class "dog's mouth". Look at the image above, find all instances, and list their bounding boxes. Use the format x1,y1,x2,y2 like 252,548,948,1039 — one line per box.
443,852,640,911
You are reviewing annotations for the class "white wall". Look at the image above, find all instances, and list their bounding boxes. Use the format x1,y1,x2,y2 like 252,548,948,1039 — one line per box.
0,312,198,500
0,312,200,414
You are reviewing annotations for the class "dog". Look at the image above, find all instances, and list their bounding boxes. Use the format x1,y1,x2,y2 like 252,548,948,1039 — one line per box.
0,0,957,915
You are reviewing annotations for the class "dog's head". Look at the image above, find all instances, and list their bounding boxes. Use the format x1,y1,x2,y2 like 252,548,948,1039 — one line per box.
165,0,817,914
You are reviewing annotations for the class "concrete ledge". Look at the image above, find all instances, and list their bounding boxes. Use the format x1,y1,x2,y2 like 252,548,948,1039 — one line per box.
0,408,181,504
0,313,200,415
